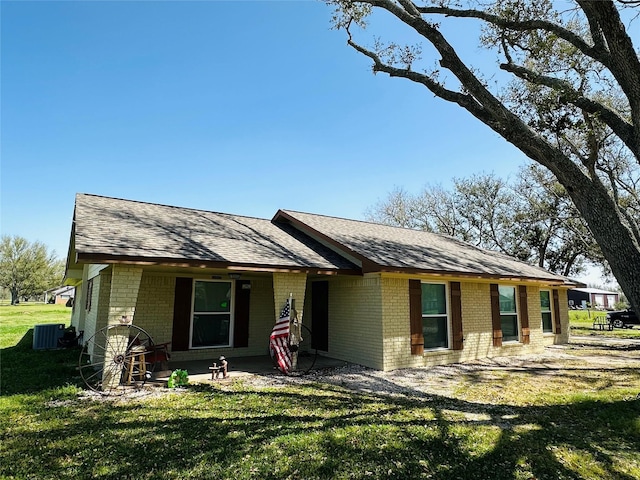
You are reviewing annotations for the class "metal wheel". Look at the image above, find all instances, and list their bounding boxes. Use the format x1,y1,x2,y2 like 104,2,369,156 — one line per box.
270,322,318,375
612,319,625,329
79,324,156,394
290,322,318,375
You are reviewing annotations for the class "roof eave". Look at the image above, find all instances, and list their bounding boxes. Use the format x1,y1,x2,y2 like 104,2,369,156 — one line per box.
371,265,577,286
74,252,362,276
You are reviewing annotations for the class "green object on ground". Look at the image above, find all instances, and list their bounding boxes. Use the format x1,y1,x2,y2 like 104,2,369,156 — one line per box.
167,369,189,388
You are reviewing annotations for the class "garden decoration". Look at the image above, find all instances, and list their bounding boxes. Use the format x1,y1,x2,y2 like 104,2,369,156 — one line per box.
167,369,189,388
78,324,158,395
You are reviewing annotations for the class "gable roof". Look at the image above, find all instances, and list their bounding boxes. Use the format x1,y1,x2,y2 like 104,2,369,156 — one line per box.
273,210,573,285
66,193,575,285
68,194,358,273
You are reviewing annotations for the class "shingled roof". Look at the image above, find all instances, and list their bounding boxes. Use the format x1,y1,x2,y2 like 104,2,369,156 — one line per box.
68,194,358,272
273,210,573,284
67,194,573,285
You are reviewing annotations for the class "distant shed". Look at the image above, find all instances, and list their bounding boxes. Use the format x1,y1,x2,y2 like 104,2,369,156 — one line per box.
568,287,619,309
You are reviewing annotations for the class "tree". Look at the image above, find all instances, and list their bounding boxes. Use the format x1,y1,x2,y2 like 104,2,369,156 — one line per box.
514,164,607,277
367,167,603,276
0,235,64,305
328,0,640,311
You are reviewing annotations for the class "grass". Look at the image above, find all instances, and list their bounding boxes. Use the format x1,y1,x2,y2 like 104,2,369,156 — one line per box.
0,302,72,346
1,305,639,479
0,303,78,396
569,309,640,338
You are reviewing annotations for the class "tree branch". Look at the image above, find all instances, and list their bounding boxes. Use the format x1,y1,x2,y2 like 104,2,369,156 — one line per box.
344,0,592,191
346,38,482,111
499,62,638,158
396,0,421,17
577,0,640,157
415,5,601,62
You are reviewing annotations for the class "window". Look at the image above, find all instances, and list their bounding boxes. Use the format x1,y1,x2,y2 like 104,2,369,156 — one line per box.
499,286,519,342
85,279,94,312
540,290,553,333
191,280,232,348
421,283,449,349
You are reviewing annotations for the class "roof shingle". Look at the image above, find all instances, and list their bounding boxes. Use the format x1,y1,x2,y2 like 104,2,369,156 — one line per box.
72,194,357,270
276,210,571,283
70,194,573,284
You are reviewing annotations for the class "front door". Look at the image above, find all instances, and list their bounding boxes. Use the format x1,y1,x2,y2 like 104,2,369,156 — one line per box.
311,281,329,351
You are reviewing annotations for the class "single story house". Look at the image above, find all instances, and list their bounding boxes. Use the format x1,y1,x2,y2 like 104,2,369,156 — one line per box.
568,287,620,310
64,193,576,371
45,285,75,305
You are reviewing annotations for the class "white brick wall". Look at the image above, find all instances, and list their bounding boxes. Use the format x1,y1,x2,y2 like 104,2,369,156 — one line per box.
326,275,384,369
272,272,307,321
377,277,570,370
107,265,143,326
133,274,176,345
78,263,572,370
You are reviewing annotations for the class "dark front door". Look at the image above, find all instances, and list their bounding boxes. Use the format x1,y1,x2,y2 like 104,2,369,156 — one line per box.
311,281,329,351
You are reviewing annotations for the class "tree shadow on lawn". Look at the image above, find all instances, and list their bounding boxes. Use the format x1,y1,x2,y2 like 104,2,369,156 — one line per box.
3,334,640,479
2,377,639,480
0,328,83,395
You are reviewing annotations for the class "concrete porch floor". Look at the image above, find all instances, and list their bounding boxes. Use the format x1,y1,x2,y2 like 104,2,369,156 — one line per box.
157,354,351,384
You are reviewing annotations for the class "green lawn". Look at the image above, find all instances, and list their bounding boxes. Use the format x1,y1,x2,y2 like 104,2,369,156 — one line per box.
569,309,640,338
0,302,72,348
1,305,639,480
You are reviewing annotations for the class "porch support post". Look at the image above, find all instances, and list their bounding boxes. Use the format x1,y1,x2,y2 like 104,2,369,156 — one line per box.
272,272,308,321
102,265,144,388
75,264,90,334
107,265,143,326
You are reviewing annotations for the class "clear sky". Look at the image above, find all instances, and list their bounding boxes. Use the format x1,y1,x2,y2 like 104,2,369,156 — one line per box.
0,1,613,284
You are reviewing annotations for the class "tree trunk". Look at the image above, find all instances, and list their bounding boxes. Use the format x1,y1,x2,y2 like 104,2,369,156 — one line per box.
567,182,640,313
10,288,19,305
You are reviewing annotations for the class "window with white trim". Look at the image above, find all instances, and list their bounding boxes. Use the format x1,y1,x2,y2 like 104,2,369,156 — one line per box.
191,280,233,348
540,290,553,333
421,282,449,349
499,285,519,342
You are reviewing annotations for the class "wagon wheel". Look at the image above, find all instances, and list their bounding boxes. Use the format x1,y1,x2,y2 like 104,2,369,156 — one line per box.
78,324,156,394
290,323,318,376
270,322,318,375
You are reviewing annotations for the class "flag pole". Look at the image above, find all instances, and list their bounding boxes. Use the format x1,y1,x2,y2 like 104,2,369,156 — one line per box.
289,292,299,372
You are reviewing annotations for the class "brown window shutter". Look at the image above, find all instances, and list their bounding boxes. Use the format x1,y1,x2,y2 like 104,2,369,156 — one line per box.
409,279,424,355
172,277,193,351
518,285,530,344
553,289,562,334
450,281,463,350
85,278,94,311
490,284,503,347
233,280,251,348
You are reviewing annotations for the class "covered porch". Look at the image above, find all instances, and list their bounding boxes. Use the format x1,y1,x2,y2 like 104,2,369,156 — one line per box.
160,354,351,384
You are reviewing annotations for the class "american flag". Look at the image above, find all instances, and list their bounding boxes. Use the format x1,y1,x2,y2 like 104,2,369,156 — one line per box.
270,298,292,373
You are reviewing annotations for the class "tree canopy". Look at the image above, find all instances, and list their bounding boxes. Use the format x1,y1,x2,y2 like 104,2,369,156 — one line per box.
0,235,64,305
328,0,640,310
366,166,605,277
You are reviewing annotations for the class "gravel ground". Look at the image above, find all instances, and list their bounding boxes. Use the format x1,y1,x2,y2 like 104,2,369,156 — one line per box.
76,335,640,401
238,335,640,398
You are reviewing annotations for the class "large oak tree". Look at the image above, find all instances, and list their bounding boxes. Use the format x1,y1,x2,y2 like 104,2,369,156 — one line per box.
329,0,640,310
0,235,64,305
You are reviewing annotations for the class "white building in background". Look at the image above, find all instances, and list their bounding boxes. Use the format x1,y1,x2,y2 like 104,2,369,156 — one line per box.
568,287,620,310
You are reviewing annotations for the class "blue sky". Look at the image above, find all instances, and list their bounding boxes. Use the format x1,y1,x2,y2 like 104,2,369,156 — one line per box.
1,1,577,272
